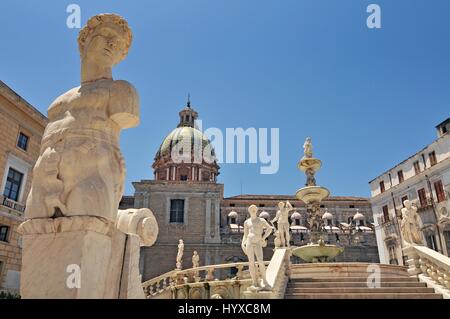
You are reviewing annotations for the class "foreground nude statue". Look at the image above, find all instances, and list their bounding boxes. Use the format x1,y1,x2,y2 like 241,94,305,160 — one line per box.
271,201,293,248
18,14,158,299
242,205,273,292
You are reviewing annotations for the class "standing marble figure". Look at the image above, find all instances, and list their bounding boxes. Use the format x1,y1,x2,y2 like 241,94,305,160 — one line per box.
242,205,273,291
271,201,293,247
400,200,424,246
303,137,313,158
176,239,184,270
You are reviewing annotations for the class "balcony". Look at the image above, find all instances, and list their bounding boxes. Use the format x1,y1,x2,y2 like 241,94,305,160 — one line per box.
382,220,398,240
0,195,25,217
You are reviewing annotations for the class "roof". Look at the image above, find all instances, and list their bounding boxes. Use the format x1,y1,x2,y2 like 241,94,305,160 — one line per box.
0,80,48,127
368,119,450,183
435,118,450,128
223,194,369,202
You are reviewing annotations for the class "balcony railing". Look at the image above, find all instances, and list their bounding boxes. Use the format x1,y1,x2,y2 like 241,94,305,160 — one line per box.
382,220,398,239
0,195,25,217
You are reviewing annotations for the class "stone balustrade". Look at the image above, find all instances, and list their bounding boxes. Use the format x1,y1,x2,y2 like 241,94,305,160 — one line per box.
142,261,269,299
142,248,293,299
403,245,450,298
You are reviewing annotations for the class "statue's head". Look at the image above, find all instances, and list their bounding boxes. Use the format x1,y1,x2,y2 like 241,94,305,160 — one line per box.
193,250,197,255
248,204,258,217
179,239,183,244
78,14,132,67
306,137,311,144
404,199,412,209
277,201,285,209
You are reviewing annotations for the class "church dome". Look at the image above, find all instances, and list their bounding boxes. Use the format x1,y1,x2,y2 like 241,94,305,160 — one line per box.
155,126,216,163
152,99,220,182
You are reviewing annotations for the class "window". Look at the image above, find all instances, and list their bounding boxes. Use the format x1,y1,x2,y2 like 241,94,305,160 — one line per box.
379,181,385,193
170,199,185,223
397,170,404,183
0,225,10,242
295,219,301,226
418,188,427,207
413,161,421,175
17,132,29,151
434,180,446,203
229,217,236,224
3,168,24,201
259,204,265,207
382,205,390,222
401,196,408,208
388,246,398,265
442,126,448,134
349,205,355,209
429,151,437,166
320,205,325,208
425,234,437,251
229,203,235,207
180,175,188,181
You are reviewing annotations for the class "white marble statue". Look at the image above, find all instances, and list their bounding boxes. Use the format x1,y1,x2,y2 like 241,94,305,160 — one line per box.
303,137,313,159
242,204,273,291
25,13,139,221
192,251,200,268
400,200,424,246
176,239,184,270
271,201,293,248
18,14,159,299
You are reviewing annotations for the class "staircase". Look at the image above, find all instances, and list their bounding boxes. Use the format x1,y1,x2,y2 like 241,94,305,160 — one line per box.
285,263,443,299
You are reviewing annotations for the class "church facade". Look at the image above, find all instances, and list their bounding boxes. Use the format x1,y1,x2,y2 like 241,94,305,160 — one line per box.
120,101,379,281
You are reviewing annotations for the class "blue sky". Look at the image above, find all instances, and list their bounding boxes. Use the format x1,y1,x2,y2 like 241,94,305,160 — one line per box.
1,0,449,198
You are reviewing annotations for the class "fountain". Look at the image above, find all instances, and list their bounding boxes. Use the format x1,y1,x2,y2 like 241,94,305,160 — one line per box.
291,137,343,262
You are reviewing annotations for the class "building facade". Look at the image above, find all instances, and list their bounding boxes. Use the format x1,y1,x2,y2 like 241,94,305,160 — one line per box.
369,119,450,265
122,101,379,281
0,81,47,292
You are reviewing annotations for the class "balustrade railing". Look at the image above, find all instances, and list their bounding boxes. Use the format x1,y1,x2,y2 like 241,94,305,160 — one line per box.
142,261,269,299
0,195,25,217
404,245,450,297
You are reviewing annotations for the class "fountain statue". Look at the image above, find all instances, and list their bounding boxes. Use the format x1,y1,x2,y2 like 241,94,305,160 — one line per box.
242,204,273,292
400,200,424,247
176,239,185,270
17,14,159,299
271,201,293,248
292,137,343,263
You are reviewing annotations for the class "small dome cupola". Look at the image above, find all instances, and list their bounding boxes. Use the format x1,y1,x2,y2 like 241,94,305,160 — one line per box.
178,95,198,128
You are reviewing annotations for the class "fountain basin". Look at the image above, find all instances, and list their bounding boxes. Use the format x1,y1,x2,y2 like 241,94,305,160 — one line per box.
295,186,330,204
292,244,344,263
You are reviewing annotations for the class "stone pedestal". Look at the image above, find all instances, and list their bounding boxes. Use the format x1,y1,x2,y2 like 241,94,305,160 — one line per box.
19,217,128,299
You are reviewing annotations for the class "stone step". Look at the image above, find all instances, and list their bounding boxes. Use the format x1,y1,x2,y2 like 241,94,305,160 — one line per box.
287,281,427,288
291,276,419,283
285,287,435,294
284,293,442,299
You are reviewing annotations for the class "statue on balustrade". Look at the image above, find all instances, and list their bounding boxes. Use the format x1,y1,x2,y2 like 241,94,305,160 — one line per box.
192,250,200,268
400,200,424,246
242,204,273,292
176,239,184,270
